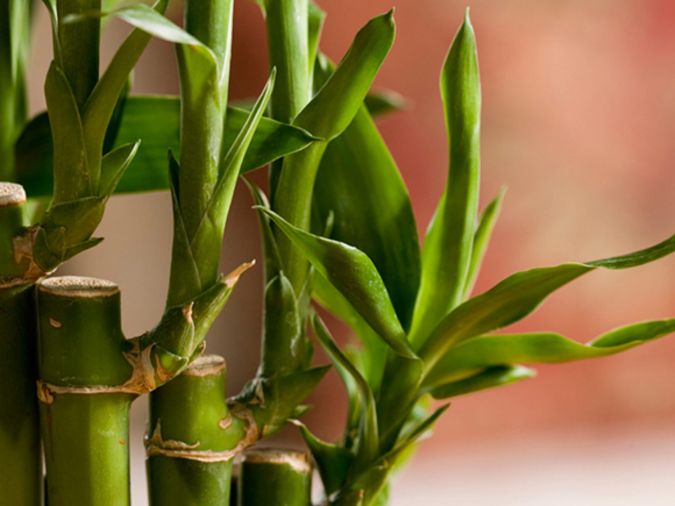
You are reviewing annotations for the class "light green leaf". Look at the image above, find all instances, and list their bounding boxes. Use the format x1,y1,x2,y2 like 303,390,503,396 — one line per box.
364,89,406,117
408,10,481,349
307,2,325,79
260,208,415,359
426,319,675,389
419,234,675,374
312,315,379,468
463,187,506,298
294,10,396,141
430,365,535,399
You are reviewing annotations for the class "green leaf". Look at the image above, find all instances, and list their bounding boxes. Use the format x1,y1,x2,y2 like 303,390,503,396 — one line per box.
312,315,379,468
16,98,315,197
430,365,535,399
408,11,481,349
294,10,396,141
112,3,204,46
313,272,387,393
307,2,326,79
99,141,140,197
260,208,415,359
261,272,303,376
314,104,420,330
81,0,169,186
426,319,675,388
463,187,506,298
364,89,406,117
245,181,282,282
44,62,90,202
294,421,353,496
419,234,675,374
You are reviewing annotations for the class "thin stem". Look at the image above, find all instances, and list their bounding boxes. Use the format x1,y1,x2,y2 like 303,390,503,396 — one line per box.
237,449,313,506
37,276,133,506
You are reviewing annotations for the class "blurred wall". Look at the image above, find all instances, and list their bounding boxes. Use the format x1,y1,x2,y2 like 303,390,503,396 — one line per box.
27,0,675,498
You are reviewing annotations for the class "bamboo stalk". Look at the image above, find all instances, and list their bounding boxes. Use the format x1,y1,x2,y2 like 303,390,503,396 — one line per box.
0,183,40,506
37,276,133,506
147,355,248,505
55,0,101,108
237,448,313,506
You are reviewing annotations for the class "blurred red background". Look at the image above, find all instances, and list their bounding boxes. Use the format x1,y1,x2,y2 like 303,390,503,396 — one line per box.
27,0,675,503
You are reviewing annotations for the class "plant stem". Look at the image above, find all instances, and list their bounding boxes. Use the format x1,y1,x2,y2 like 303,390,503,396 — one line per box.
147,355,247,506
237,448,313,506
56,0,100,108
0,183,40,506
265,0,310,123
177,0,233,247
37,276,133,506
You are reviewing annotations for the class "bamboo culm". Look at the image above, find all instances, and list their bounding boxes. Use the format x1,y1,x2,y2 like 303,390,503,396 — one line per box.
37,276,133,506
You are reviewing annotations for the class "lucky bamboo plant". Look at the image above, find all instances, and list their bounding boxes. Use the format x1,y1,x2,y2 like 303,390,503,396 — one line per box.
0,1,673,505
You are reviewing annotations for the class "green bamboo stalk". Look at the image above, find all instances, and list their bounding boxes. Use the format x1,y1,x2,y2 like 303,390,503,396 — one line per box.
0,183,40,506
265,0,310,123
237,448,313,506
176,0,233,257
55,0,100,108
147,355,249,506
37,276,134,506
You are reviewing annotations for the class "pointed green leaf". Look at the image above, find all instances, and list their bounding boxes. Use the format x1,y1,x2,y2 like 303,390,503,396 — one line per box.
364,89,406,117
430,365,535,399
99,141,140,197
312,315,379,467
463,187,506,298
81,0,169,185
246,181,282,281
261,272,303,377
426,319,675,388
409,11,481,349
307,2,325,78
419,234,675,374
261,208,415,359
294,10,396,141
44,62,90,202
294,421,353,496
313,272,387,392
314,104,420,330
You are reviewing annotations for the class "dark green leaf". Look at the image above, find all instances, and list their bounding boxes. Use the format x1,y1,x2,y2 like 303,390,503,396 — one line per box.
16,98,315,197
99,141,139,197
260,208,415,359
408,11,481,349
314,105,420,330
307,2,325,79
429,365,535,399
